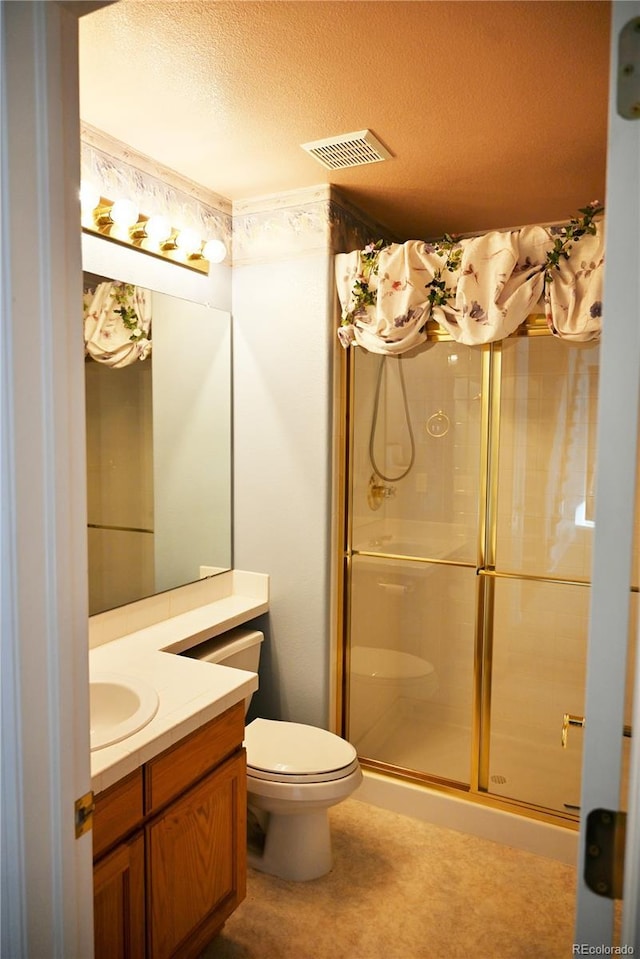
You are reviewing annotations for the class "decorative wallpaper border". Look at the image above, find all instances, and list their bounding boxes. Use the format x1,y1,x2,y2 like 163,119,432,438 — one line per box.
80,126,391,267
80,123,233,263
232,186,328,266
232,184,392,266
329,189,395,255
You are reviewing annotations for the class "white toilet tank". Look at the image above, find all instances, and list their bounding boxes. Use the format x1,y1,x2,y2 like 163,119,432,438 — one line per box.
182,627,264,713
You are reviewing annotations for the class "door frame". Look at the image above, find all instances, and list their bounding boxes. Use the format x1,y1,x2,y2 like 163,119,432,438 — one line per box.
575,0,640,947
1,2,111,955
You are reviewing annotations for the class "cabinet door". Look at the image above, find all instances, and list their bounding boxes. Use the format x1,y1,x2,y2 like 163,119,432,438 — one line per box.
146,750,246,959
93,833,145,959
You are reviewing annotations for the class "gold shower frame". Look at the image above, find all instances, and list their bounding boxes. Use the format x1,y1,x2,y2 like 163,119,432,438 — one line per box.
335,314,593,831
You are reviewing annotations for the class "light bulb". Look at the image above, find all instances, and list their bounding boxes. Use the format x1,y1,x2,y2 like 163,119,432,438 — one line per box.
145,214,172,245
203,238,227,263
175,228,202,256
110,198,139,229
80,180,100,212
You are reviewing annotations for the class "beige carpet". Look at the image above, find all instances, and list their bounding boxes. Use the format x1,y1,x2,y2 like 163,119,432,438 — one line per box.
200,798,577,959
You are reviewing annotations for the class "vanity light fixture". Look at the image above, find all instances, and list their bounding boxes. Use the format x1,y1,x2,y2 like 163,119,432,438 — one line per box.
80,180,227,274
80,181,101,226
110,198,139,229
144,214,172,245
203,238,227,264
175,227,202,255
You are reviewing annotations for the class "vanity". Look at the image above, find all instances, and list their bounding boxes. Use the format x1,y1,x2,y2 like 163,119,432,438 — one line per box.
89,570,269,959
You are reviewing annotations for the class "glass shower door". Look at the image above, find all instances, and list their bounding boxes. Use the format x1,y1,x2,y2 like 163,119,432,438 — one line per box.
347,342,482,786
345,333,605,815
487,335,599,813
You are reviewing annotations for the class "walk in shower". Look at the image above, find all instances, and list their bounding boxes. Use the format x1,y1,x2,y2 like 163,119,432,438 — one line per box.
341,323,636,823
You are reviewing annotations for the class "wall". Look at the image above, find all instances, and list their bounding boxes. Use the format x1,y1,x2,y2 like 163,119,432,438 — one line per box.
233,252,332,725
232,186,377,727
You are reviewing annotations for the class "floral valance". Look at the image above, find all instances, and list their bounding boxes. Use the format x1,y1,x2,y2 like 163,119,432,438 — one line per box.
336,204,604,354
83,281,152,367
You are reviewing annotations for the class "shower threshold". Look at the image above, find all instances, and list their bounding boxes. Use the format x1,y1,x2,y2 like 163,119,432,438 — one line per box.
353,697,582,814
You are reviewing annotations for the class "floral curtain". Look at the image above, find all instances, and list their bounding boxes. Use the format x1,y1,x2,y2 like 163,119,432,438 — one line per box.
336,205,604,355
83,281,152,367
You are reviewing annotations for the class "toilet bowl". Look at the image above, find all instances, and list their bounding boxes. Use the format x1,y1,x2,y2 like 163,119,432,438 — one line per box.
184,628,362,882
245,718,362,881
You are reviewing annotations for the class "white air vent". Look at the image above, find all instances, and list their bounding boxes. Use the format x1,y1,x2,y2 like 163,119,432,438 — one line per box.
301,129,393,170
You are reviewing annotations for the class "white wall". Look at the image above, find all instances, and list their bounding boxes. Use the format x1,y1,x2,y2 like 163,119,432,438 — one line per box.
233,252,335,726
231,188,381,728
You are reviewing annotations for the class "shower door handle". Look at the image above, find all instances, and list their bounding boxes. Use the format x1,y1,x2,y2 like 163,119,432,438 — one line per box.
561,713,632,748
561,713,585,748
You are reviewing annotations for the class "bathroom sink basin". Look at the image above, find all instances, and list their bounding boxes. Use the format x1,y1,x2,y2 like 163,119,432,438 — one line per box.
90,672,159,751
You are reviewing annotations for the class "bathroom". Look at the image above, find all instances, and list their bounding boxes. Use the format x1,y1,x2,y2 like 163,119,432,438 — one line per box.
3,0,640,956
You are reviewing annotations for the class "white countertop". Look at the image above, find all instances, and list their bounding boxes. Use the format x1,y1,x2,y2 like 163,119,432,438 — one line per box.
89,570,268,795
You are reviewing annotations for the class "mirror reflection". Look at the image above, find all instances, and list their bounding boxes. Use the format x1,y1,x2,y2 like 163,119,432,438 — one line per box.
83,271,231,615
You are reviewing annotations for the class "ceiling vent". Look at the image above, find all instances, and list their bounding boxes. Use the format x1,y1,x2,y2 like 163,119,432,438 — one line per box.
301,129,393,170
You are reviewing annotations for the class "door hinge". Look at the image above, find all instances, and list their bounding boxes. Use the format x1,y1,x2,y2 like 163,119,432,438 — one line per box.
75,790,95,839
618,16,640,119
584,808,626,899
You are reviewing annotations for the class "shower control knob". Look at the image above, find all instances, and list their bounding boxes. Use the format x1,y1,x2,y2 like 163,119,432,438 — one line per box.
367,474,396,510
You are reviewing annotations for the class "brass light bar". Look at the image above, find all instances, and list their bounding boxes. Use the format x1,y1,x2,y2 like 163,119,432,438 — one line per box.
80,184,227,275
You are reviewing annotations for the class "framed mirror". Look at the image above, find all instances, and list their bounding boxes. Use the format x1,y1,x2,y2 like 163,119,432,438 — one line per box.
84,270,231,615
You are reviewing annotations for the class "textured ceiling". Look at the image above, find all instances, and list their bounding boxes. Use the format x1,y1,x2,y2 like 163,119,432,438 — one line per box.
79,0,611,240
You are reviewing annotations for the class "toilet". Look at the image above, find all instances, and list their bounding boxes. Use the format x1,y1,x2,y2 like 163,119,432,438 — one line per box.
185,628,362,881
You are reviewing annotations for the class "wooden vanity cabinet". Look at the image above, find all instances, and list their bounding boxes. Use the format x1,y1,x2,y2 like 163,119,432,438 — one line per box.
94,830,145,959
93,702,246,959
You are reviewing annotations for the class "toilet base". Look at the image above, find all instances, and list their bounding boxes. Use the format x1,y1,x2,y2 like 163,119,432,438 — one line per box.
247,805,332,882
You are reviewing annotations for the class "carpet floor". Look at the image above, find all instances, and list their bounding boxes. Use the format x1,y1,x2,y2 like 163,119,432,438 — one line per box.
200,798,577,959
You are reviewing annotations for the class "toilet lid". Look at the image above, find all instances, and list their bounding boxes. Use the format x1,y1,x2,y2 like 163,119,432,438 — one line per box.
245,719,358,780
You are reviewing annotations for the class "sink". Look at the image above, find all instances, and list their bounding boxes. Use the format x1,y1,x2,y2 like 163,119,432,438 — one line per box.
90,672,160,751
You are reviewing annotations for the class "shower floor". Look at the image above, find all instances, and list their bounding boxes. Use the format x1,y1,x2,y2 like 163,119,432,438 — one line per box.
354,697,583,814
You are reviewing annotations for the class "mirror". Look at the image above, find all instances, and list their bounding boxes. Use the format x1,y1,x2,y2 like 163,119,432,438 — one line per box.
84,271,231,615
